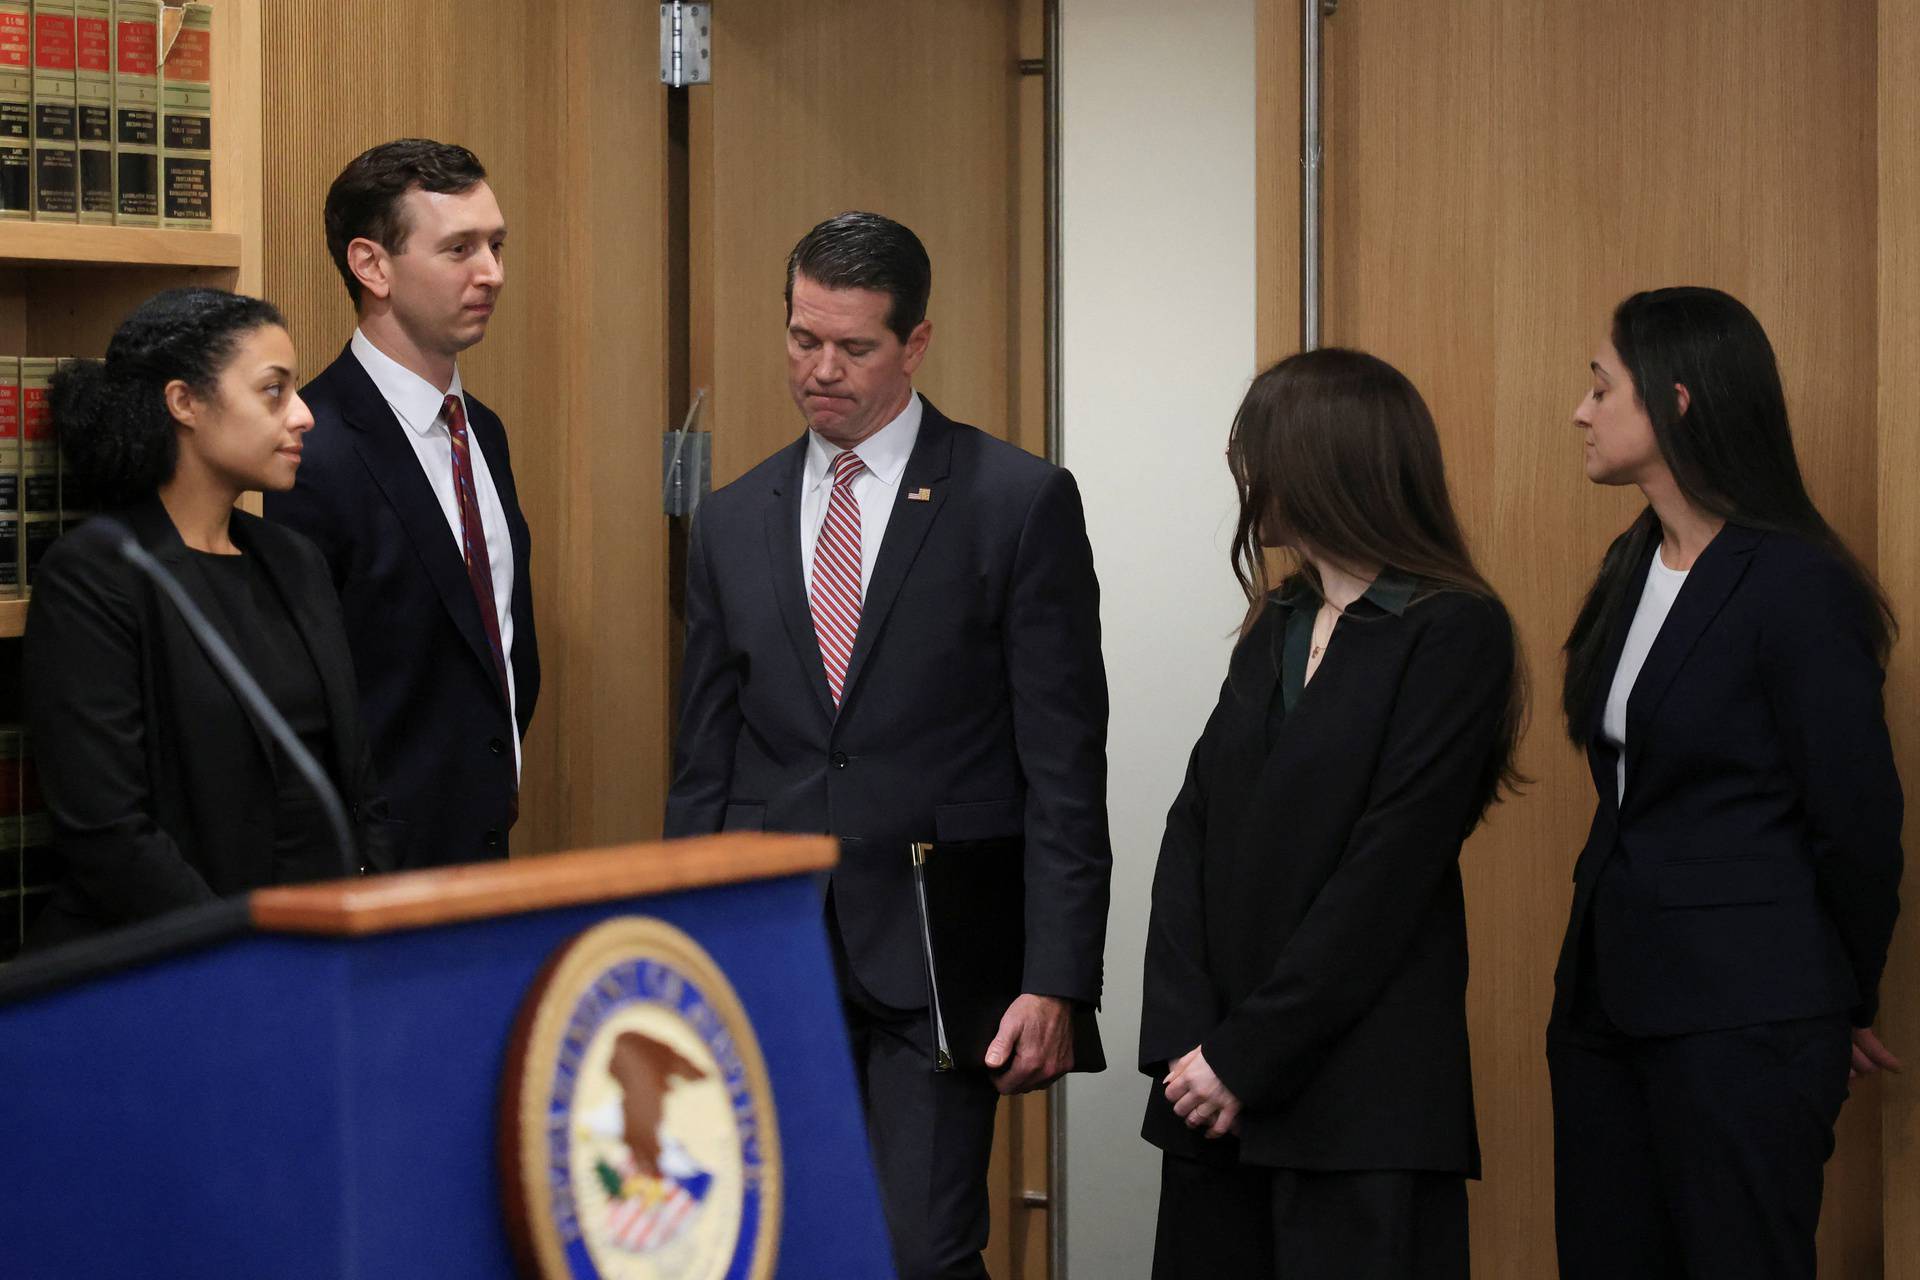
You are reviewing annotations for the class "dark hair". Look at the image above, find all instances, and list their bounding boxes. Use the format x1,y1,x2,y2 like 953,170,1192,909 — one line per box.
1561,287,1895,739
52,288,285,507
324,138,488,307
1227,347,1529,806
784,211,931,343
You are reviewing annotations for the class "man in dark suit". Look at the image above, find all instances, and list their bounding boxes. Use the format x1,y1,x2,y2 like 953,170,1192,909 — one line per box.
264,139,537,868
665,212,1111,1279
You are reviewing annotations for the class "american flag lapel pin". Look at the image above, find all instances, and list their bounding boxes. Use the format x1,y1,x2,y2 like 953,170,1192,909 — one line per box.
908,486,933,502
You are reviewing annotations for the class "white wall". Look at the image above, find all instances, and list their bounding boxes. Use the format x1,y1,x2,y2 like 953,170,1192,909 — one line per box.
1058,1,1259,1274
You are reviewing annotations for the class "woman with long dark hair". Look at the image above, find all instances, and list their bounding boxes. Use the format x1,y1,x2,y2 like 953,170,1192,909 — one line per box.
23,288,394,947
1551,286,1902,1279
1140,348,1523,1279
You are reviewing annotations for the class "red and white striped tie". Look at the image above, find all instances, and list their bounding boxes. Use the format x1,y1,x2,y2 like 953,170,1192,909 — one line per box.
810,450,867,707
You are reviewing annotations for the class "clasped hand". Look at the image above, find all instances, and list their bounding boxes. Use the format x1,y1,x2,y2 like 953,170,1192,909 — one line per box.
1165,1046,1241,1139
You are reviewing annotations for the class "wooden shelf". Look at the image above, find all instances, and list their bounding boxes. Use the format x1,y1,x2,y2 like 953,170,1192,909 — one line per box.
0,599,23,639
0,223,242,271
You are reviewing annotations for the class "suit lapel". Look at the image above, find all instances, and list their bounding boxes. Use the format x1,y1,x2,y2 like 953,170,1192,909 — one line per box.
763,437,835,721
121,498,276,765
1620,523,1762,798
836,409,956,712
234,518,360,783
330,350,506,710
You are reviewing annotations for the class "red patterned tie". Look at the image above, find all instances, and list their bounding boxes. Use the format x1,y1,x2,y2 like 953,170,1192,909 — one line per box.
444,394,509,699
810,450,866,707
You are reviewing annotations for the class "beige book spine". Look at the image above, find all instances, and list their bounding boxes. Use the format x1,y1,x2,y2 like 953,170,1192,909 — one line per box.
29,0,78,221
109,0,155,226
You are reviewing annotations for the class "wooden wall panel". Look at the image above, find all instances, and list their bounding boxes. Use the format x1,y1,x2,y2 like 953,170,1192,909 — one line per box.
1264,2,1884,1274
690,0,1027,486
1878,6,1920,1273
262,1,670,855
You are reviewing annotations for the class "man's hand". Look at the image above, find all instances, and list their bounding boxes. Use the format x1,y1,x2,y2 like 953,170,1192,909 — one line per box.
984,994,1075,1095
1164,1046,1241,1139
1850,1026,1903,1083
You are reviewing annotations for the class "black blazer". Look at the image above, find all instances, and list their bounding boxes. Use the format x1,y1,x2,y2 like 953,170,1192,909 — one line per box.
263,345,539,868
1140,584,1513,1176
22,499,394,947
664,402,1112,1025
1554,523,1903,1035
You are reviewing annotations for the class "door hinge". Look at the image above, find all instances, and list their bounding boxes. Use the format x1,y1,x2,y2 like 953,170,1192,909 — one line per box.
660,3,712,87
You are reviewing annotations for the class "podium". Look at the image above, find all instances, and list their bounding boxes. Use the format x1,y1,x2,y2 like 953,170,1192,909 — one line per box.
0,835,896,1279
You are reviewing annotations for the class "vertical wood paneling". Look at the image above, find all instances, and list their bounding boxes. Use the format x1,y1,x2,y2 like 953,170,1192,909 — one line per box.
262,1,669,855
1263,2,1885,1274
692,0,1025,487
1878,6,1920,1275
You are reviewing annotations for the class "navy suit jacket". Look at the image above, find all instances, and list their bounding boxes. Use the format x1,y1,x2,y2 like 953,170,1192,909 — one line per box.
23,498,397,946
263,345,539,868
664,401,1112,1020
1554,523,1902,1034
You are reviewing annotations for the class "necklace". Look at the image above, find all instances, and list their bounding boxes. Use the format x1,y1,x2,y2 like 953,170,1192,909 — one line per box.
1309,601,1339,661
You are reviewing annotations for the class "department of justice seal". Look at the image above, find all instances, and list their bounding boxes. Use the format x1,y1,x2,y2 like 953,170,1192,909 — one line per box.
501,917,781,1280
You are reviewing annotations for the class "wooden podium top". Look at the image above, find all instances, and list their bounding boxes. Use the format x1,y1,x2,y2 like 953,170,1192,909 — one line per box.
249,834,837,937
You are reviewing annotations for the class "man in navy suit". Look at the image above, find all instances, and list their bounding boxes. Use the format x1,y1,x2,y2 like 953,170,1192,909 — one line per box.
665,212,1111,1279
265,139,538,868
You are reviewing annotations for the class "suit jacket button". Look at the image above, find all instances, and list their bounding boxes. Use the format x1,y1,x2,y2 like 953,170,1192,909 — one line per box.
485,828,502,851
488,737,507,756
830,751,849,769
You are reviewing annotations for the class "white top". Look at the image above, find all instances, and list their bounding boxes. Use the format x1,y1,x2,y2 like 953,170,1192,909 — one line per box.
1601,545,1689,803
350,329,521,779
799,391,924,597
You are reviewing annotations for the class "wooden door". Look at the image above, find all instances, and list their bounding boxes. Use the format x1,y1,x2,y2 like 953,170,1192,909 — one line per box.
262,0,672,856
1262,1,1884,1274
684,2,1053,1273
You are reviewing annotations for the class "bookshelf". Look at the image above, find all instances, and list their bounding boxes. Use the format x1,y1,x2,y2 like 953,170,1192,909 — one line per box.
0,0,259,955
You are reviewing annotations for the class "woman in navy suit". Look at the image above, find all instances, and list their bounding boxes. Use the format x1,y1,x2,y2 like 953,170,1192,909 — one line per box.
1141,349,1525,1279
1551,286,1902,1279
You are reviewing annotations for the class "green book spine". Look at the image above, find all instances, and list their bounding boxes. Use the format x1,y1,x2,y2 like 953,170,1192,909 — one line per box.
0,357,19,600
71,0,104,222
30,0,77,221
21,355,57,591
0,2,28,219
157,0,204,229
108,0,153,226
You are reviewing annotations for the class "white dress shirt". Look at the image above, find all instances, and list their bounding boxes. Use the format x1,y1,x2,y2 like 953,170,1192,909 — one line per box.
1601,545,1688,803
800,391,924,596
350,329,521,778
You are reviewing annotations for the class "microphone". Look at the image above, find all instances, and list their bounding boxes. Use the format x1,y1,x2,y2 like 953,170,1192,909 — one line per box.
107,520,359,879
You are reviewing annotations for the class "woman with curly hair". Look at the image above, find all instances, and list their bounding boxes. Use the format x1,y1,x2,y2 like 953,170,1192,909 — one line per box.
22,287,395,948
1140,348,1524,1279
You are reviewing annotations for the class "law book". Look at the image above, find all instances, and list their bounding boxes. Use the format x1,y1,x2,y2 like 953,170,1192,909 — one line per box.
109,0,155,226
0,1,29,219
908,840,1106,1074
156,0,204,229
71,0,105,222
0,357,20,600
20,356,57,590
28,0,76,220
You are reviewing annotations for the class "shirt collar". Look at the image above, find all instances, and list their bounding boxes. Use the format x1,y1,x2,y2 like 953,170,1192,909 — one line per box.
804,390,923,491
1276,566,1419,617
351,328,465,437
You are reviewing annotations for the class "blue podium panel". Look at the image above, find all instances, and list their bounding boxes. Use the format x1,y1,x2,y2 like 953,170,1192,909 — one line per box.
0,871,895,1279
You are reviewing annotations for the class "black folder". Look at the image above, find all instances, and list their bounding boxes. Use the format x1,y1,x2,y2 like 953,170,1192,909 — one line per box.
909,840,1105,1075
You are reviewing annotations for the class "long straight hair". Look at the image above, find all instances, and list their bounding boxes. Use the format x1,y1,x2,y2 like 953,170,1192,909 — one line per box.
1226,347,1528,805
1561,288,1895,740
